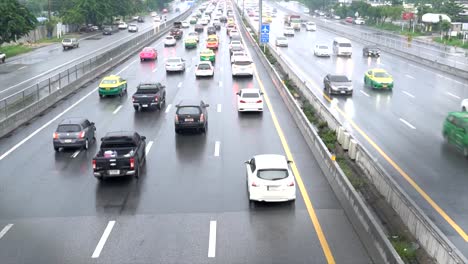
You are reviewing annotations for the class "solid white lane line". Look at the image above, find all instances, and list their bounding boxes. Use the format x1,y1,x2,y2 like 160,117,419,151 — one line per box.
446,92,461,99
146,141,154,155
0,224,13,240
405,74,415,79
71,150,81,158
92,221,116,258
165,104,172,113
152,68,158,73
218,81,222,87
402,91,415,98
217,104,222,112
177,82,182,88
18,66,27,70
214,141,220,157
399,118,416,130
359,90,370,97
112,105,122,114
208,221,217,258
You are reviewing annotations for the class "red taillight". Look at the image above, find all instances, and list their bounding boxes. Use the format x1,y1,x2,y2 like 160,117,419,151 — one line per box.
288,182,295,187
251,182,259,187
200,114,205,122
78,131,85,139
130,157,135,169
53,132,59,139
256,100,263,103
154,96,159,102
132,97,135,102
240,100,246,103
92,159,96,169
175,115,179,123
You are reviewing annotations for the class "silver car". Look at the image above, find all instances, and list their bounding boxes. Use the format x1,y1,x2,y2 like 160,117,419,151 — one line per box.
165,57,186,72
275,36,288,47
53,117,96,151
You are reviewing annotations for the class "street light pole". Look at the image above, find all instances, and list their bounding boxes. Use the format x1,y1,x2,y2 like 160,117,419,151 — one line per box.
259,0,262,40
242,0,245,18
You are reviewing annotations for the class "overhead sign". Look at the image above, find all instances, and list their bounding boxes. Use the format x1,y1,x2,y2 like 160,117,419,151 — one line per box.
260,24,270,43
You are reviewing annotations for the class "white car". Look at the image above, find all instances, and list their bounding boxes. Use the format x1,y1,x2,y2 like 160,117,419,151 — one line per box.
246,154,296,202
462,98,468,111
314,44,331,57
237,88,263,112
232,56,254,77
195,61,214,78
164,36,177,46
128,24,138,32
354,18,365,25
118,22,128,29
229,29,240,38
182,21,190,28
275,36,288,47
151,11,158,17
132,16,140,21
188,32,199,42
165,57,186,72
154,16,161,22
283,26,294,36
305,22,316,31
200,18,209,25
231,51,249,63
229,40,243,51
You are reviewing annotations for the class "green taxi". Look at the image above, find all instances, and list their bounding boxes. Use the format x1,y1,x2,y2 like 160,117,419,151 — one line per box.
190,16,198,24
200,49,216,63
364,69,394,90
443,111,468,157
98,75,128,97
185,37,198,49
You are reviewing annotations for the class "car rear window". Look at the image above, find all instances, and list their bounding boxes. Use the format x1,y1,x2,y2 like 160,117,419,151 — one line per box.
57,124,81,132
257,169,289,180
242,92,259,98
166,36,174,39
177,106,201,115
339,43,352,47
207,38,217,42
374,72,389,78
319,46,328,49
63,39,71,42
143,48,153,52
101,79,117,84
234,60,252,66
198,64,211,70
168,58,181,63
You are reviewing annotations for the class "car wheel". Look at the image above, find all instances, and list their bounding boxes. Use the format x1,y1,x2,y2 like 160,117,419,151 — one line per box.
134,105,139,111
84,139,89,150
464,147,468,158
134,167,140,179
99,94,103,98
328,87,332,95
463,106,467,112
95,175,103,181
157,102,162,110
363,78,367,87
140,58,144,62
54,147,59,152
119,91,123,97
175,129,180,134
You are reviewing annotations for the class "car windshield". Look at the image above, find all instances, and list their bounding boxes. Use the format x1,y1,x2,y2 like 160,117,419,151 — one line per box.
101,79,117,84
207,38,217,42
339,43,352,47
57,124,81,132
277,37,286,40
177,106,201,115
257,169,289,180
143,48,153,52
242,92,259,98
168,58,181,63
63,39,71,42
374,72,390,78
330,75,350,82
198,64,211,70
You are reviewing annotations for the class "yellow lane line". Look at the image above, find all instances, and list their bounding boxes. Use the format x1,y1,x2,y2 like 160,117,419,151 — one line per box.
254,67,336,263
281,54,468,241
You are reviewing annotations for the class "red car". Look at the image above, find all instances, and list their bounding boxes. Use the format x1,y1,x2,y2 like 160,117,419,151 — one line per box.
139,47,157,61
345,17,354,23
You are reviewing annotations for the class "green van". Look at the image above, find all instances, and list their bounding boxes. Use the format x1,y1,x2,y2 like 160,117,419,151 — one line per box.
442,112,468,157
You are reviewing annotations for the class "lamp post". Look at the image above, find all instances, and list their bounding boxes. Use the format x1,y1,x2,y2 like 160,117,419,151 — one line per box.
259,0,262,40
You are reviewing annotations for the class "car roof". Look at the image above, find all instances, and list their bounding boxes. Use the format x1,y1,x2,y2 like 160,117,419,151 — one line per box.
254,154,288,170
59,117,87,125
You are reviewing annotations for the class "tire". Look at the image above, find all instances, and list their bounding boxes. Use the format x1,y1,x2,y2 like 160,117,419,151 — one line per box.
464,147,468,158
99,94,103,98
141,58,144,62
328,87,332,95
157,102,162,110
134,105,139,111
134,166,140,179
175,129,179,134
95,176,103,181
119,91,123,97
54,147,59,152
463,106,467,112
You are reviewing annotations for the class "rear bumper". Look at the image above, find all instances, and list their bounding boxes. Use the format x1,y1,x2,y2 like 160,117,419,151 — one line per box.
249,189,296,202
94,170,135,177
53,139,86,148
134,102,159,108
99,88,121,95
166,66,184,71
175,123,205,130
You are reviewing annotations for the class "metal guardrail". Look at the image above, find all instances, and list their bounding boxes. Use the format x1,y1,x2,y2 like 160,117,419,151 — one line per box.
0,9,191,122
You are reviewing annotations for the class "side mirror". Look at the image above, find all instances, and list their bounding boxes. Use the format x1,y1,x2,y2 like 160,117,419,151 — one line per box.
260,92,264,95
141,136,147,140
287,160,293,164
236,92,240,95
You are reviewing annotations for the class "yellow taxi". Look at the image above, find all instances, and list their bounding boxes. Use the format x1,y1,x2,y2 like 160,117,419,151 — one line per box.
98,75,128,97
227,18,235,24
206,35,219,49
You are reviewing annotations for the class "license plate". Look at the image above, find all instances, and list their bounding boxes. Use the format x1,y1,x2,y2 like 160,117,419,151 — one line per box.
106,88,110,90
142,104,148,107
341,91,346,94
185,118,194,122
268,186,281,191
108,170,120,175
382,84,387,88
64,139,72,143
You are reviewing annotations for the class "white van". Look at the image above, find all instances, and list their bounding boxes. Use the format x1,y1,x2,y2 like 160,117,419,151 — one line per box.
333,37,352,57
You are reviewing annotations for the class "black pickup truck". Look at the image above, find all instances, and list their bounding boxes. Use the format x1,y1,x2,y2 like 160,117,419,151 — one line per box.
92,131,146,180
132,82,166,111
170,27,183,40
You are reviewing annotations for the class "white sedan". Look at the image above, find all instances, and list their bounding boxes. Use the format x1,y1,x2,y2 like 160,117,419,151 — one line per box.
245,154,296,202
164,36,177,46
305,22,316,31
231,51,249,63
314,44,331,57
275,36,288,47
165,57,186,72
236,88,263,112
182,21,190,28
283,26,294,37
462,98,468,112
195,61,214,78
118,22,128,29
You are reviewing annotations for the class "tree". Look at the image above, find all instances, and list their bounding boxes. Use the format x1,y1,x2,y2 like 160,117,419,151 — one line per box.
0,0,37,45
440,0,464,21
440,19,451,38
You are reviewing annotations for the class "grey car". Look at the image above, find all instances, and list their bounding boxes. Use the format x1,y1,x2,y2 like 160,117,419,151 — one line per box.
323,74,353,95
53,117,96,151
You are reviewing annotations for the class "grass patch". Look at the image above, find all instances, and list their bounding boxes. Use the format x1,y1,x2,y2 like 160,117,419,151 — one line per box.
369,22,424,37
433,37,468,49
0,45,32,58
390,235,417,262
35,34,81,44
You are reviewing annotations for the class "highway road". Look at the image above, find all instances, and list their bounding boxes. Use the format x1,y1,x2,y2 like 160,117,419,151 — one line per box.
246,1,468,255
0,4,372,264
0,1,189,100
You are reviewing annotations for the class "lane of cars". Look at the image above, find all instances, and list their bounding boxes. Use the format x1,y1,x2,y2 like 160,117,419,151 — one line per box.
0,0,374,262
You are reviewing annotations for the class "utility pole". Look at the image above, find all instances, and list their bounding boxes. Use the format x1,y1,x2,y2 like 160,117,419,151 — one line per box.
259,0,262,39
48,0,51,20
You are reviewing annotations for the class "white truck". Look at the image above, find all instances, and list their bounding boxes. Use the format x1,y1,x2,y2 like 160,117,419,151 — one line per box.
0,52,5,63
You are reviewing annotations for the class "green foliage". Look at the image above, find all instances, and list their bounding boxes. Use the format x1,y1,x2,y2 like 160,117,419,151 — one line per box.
0,44,32,57
0,0,37,45
390,236,417,262
333,2,403,24
440,0,464,21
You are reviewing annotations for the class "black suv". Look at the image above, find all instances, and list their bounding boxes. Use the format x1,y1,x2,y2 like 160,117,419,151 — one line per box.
175,100,210,134
363,45,380,57
132,82,166,111
53,117,96,151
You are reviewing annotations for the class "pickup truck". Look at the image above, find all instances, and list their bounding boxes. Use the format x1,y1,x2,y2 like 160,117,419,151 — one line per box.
0,52,5,63
170,27,183,39
92,131,146,180
132,82,166,111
